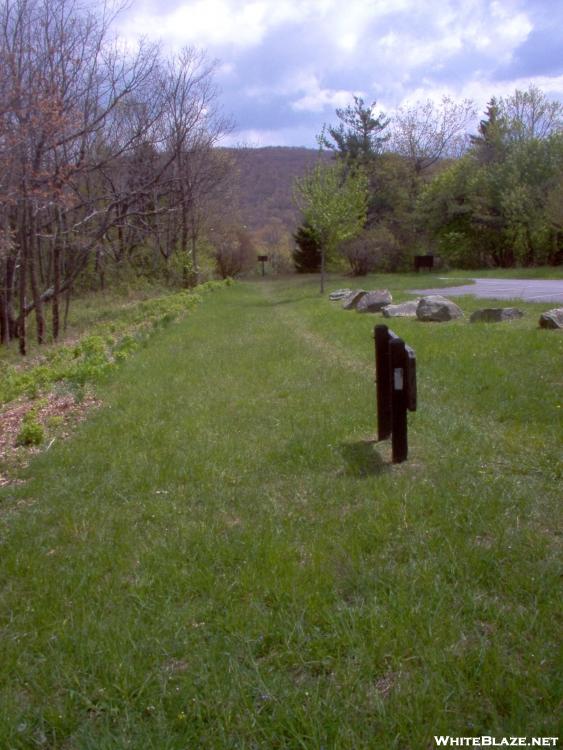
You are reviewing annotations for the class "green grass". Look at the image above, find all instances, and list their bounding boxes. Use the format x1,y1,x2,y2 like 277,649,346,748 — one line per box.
0,284,170,369
0,276,561,749
0,282,229,407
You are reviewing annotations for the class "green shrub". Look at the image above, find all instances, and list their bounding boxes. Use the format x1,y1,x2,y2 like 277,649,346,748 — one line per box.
16,409,44,447
113,334,139,362
0,279,233,408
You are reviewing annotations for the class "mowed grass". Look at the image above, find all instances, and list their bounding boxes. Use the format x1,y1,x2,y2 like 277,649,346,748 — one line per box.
0,276,561,749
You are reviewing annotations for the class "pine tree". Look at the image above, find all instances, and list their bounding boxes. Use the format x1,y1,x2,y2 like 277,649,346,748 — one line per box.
470,98,508,164
292,222,322,273
318,97,390,167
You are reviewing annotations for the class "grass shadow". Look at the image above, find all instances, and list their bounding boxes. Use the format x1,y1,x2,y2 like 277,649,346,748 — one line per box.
240,298,298,308
339,439,390,477
241,295,323,308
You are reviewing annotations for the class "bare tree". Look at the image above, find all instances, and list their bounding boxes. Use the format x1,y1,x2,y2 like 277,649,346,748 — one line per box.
212,225,256,279
158,48,232,283
0,0,161,351
0,0,234,354
500,84,563,141
392,96,476,175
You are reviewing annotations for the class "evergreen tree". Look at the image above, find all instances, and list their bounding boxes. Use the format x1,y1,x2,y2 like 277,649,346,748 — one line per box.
318,97,390,167
470,98,508,164
292,222,322,273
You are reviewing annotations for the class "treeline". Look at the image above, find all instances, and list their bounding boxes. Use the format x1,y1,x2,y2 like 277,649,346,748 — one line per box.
293,89,563,275
0,0,235,355
421,95,563,268
224,146,332,232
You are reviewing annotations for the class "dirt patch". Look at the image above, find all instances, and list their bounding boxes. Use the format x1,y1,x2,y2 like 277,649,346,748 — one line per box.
0,390,100,486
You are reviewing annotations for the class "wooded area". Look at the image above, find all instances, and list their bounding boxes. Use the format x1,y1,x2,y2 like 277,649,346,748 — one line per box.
293,93,563,277
0,0,235,354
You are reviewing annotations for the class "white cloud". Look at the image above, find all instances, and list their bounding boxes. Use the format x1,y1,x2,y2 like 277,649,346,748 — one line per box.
457,72,563,109
239,70,361,113
390,73,563,125
114,0,562,147
119,0,421,53
119,0,306,50
219,124,318,147
338,33,358,52
291,86,358,113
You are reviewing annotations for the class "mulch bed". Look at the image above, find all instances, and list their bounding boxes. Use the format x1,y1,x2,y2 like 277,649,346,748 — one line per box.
0,391,100,487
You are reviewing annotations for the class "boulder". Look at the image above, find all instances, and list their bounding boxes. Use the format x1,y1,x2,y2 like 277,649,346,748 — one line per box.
329,288,353,301
470,307,524,323
342,290,367,310
382,300,419,318
416,295,464,322
539,308,563,329
356,289,393,313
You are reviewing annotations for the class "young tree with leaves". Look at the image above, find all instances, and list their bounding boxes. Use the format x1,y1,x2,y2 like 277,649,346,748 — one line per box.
294,162,368,293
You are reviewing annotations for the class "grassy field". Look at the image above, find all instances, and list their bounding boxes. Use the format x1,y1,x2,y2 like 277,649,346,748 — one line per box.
0,275,561,748
0,283,230,410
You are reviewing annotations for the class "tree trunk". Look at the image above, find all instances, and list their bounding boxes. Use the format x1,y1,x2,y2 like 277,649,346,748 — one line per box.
0,263,8,345
28,225,46,344
64,286,72,331
179,183,189,286
320,247,326,294
95,246,105,290
1,213,15,344
7,253,17,340
190,226,199,286
52,236,61,341
18,231,28,356
0,252,15,344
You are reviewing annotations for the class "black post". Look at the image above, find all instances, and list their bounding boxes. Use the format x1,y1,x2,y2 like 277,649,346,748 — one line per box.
389,337,408,463
374,325,391,440
257,255,268,277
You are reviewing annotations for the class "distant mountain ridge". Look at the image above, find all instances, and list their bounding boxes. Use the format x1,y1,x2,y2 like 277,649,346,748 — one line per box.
219,146,331,235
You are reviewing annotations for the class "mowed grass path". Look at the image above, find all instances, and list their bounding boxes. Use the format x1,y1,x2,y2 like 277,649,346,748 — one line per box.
1,278,561,749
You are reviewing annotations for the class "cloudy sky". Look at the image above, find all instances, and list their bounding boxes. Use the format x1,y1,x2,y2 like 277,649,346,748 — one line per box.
119,0,563,147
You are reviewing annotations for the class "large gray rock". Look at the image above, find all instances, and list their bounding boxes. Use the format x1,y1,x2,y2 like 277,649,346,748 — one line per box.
416,295,464,322
356,289,393,313
382,300,419,318
329,288,353,301
342,290,367,310
470,307,524,323
539,308,563,329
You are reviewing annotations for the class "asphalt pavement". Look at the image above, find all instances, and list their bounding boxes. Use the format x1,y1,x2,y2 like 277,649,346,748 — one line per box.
412,278,563,304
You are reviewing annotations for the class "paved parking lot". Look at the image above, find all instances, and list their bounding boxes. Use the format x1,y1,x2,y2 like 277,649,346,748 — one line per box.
412,278,563,304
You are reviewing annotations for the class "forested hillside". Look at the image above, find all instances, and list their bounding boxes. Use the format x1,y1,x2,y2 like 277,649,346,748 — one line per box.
223,146,331,232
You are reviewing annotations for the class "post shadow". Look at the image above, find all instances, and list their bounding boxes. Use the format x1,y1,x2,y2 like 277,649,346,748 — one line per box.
339,439,390,477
